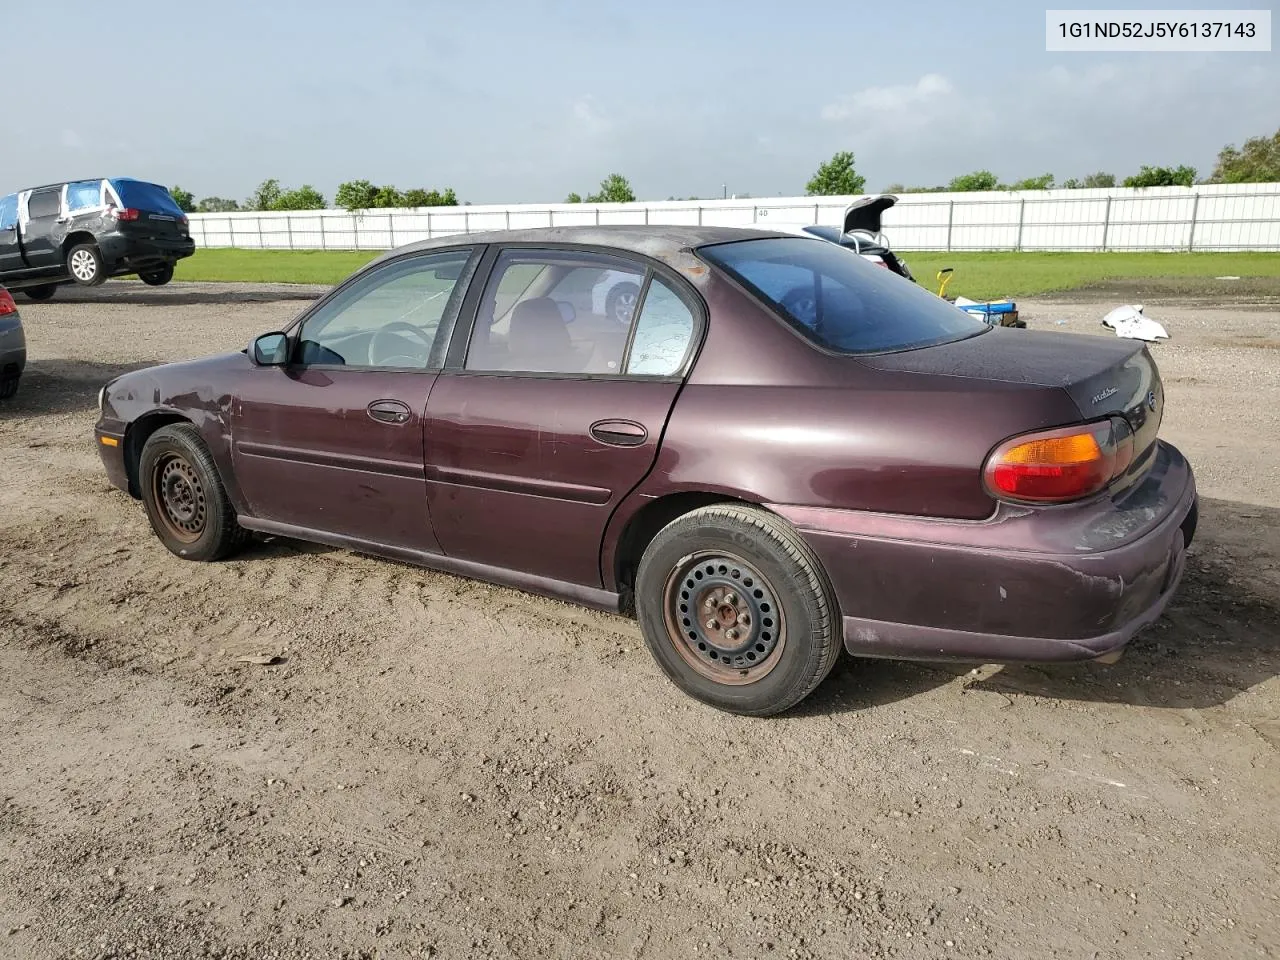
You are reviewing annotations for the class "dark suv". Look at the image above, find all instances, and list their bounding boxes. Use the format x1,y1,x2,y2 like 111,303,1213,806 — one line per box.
0,178,195,301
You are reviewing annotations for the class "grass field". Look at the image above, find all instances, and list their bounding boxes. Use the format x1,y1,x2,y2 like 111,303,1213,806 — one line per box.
174,248,1280,299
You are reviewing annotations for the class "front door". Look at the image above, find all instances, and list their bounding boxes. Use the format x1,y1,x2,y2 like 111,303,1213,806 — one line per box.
21,188,63,270
232,246,480,552
424,247,702,587
0,195,23,274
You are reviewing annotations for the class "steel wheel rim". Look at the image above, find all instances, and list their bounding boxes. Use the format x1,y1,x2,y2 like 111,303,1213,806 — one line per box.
152,453,206,543
70,249,96,281
662,551,786,685
613,290,637,324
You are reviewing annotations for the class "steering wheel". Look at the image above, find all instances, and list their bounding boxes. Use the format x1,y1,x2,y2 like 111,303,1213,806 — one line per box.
780,286,819,329
368,321,432,368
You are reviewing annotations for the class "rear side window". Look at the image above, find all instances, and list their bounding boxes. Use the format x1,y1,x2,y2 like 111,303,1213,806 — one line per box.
699,237,987,354
0,195,16,230
625,278,696,375
66,180,104,211
28,191,61,219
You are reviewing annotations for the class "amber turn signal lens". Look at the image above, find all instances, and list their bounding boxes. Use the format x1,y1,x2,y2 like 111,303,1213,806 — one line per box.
99,436,119,447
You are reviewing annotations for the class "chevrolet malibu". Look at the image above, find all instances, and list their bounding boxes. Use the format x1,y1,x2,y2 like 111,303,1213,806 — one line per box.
93,227,1198,716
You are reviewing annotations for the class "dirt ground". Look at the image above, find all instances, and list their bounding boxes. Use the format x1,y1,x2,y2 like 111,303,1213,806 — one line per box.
1,282,1278,960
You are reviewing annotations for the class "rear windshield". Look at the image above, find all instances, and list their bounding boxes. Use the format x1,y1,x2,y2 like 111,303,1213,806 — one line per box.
699,237,987,354
109,179,184,216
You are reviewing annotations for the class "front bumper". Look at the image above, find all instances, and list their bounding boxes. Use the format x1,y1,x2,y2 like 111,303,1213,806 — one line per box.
94,416,131,495
772,440,1198,664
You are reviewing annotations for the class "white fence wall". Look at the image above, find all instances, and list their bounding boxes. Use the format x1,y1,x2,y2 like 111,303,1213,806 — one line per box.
187,183,1280,253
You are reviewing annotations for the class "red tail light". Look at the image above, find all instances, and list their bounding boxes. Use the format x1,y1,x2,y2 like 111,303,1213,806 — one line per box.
0,289,16,316
108,206,141,221
984,418,1135,504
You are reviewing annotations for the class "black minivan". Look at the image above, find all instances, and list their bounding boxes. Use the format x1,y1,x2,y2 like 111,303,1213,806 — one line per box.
0,178,196,301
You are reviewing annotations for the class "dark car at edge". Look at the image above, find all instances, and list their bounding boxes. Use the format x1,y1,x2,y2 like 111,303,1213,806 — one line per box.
0,177,195,301
92,226,1198,716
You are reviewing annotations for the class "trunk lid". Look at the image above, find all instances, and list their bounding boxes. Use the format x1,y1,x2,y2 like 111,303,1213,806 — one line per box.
861,327,1164,482
842,194,898,235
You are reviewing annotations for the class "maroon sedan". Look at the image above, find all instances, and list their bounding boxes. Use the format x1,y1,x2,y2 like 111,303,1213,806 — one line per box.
93,227,1197,715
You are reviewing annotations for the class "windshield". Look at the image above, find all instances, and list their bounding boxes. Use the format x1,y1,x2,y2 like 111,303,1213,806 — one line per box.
108,179,185,216
699,237,987,354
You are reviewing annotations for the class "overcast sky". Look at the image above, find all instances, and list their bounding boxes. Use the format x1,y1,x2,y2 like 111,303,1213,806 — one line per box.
5,0,1277,204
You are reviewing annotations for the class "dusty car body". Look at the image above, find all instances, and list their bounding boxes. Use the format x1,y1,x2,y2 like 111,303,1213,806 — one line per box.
0,285,26,398
92,225,1197,715
0,178,195,300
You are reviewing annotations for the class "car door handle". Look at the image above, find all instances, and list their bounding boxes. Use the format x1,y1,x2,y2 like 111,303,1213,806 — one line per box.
590,419,647,447
367,399,412,425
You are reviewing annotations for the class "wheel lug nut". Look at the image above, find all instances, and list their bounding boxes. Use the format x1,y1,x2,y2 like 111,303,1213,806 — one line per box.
737,613,750,626
724,593,737,606
706,620,719,631
704,597,716,609
725,629,739,641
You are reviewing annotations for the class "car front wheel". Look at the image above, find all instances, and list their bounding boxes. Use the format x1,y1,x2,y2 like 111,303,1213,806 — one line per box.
139,263,175,286
138,424,248,561
67,243,105,286
635,504,841,716
605,281,640,325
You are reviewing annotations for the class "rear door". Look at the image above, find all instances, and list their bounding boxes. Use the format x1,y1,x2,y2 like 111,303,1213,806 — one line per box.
231,246,480,551
107,179,189,242
20,188,63,269
423,246,703,587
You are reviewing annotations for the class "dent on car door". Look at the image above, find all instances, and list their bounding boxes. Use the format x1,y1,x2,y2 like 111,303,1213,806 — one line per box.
423,247,702,587
231,247,480,552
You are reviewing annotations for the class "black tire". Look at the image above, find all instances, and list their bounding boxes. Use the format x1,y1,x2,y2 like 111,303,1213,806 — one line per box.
22,284,56,302
635,504,841,716
66,243,105,286
0,376,18,400
604,281,641,325
138,424,248,562
139,263,175,286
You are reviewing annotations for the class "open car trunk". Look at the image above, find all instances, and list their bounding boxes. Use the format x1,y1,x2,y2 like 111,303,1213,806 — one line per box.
842,195,898,236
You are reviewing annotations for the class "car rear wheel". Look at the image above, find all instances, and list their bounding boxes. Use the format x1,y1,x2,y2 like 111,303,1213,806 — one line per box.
67,243,105,286
635,504,841,716
0,375,19,400
605,281,640,325
138,424,248,562
139,263,175,286
23,284,56,302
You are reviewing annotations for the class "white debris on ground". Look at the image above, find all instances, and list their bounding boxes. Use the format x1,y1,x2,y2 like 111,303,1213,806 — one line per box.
1101,304,1170,342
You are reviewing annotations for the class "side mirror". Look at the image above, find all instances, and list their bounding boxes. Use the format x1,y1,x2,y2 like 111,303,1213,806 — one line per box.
251,332,289,366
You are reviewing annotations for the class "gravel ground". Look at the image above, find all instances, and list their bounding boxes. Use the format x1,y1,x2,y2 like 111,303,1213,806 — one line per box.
1,282,1278,960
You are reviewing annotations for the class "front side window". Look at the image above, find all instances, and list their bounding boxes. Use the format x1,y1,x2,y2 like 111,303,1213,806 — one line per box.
466,250,647,375
699,237,987,354
294,249,474,369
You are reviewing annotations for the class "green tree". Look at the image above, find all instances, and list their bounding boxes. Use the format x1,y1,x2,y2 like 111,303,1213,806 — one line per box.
805,151,866,196
948,170,1001,192
335,179,379,212
169,186,196,213
403,187,458,207
272,185,326,210
196,196,240,213
1210,128,1280,183
565,192,583,203
1008,173,1054,190
1122,164,1197,187
372,184,404,208
246,178,283,211
584,173,636,203
1081,171,1116,188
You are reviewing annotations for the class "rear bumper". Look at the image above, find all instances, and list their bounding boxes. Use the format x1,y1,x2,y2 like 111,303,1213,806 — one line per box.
0,321,26,377
99,231,195,268
772,440,1198,664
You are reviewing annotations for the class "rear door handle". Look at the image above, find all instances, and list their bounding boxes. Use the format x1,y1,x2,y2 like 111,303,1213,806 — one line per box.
590,419,647,447
367,399,412,425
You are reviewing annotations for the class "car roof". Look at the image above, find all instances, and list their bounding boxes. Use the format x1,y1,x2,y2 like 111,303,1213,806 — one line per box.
365,224,802,276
